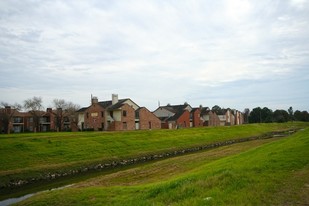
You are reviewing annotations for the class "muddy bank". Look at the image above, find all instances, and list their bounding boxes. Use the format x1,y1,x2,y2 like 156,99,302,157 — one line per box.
1,129,298,191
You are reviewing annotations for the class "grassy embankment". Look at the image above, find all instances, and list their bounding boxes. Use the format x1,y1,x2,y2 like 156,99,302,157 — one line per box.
0,123,306,188
16,124,309,205
0,123,305,186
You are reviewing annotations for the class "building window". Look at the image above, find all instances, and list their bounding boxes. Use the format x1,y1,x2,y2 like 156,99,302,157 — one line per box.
101,111,104,117
135,111,139,119
86,113,89,118
123,110,127,117
91,112,98,117
29,117,33,123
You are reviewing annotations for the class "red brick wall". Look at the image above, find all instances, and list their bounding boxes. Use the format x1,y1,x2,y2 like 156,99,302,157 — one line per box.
176,110,190,128
204,111,220,126
84,103,105,131
138,107,161,130
120,104,135,131
192,109,203,127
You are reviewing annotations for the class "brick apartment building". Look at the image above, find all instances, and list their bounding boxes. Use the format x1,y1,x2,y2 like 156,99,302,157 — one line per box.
153,103,203,129
200,108,244,127
1,95,244,133
0,106,76,133
77,94,161,131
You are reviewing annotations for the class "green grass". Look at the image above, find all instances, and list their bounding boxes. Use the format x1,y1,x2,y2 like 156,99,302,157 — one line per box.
0,123,307,187
16,126,309,205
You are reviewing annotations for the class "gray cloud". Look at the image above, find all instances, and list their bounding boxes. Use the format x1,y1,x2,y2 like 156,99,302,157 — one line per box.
0,0,308,111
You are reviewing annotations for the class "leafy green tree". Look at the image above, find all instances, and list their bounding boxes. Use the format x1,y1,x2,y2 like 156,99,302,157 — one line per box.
301,111,309,122
294,110,301,121
249,107,273,123
288,106,294,121
273,110,289,123
293,110,309,122
249,107,262,123
261,107,273,123
212,105,223,115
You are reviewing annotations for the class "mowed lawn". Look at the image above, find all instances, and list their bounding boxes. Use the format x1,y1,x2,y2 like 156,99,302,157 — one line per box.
0,123,307,187
16,125,309,205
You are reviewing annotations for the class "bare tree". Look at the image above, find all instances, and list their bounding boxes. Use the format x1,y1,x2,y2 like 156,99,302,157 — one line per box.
53,99,67,109
53,99,66,131
65,101,80,131
24,97,43,132
52,99,80,131
0,102,22,134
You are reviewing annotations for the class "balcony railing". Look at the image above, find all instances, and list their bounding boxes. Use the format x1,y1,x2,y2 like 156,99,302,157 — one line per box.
13,118,23,123
40,118,51,124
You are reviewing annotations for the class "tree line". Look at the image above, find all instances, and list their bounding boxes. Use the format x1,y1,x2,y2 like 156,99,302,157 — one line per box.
0,96,80,134
245,106,309,123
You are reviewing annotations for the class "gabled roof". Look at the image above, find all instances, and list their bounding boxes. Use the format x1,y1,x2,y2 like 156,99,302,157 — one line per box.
191,107,201,113
77,107,88,113
108,100,126,110
200,107,210,115
77,98,139,113
99,98,139,111
154,104,191,122
167,109,188,121
159,104,191,114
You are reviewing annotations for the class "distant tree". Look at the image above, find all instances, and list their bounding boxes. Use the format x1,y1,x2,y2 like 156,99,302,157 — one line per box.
64,101,80,131
243,108,250,124
261,107,273,123
301,111,309,122
249,107,262,123
0,102,22,134
288,106,294,121
212,105,223,115
24,96,43,132
294,110,309,122
53,99,67,109
273,109,289,123
52,99,80,131
53,99,66,131
249,107,273,123
294,110,302,121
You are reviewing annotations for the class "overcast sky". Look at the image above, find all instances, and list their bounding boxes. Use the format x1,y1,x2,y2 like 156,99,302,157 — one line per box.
0,0,308,111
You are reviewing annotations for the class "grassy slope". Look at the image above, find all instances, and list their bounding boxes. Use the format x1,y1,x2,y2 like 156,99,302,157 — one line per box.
0,123,303,170
17,127,309,205
0,123,306,186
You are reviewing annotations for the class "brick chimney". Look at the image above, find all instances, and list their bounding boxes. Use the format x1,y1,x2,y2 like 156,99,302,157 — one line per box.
5,106,11,114
112,94,118,105
91,96,98,105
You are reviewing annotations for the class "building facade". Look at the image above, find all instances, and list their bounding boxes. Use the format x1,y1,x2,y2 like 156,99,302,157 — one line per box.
77,94,162,131
0,107,75,133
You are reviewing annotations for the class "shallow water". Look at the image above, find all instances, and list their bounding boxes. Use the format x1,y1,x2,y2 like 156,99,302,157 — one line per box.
0,194,34,206
0,184,74,206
